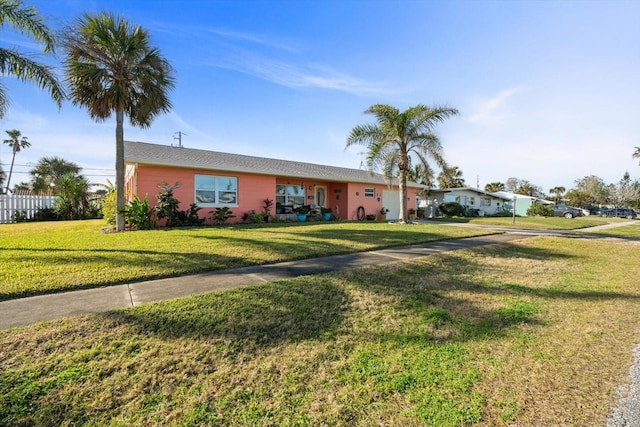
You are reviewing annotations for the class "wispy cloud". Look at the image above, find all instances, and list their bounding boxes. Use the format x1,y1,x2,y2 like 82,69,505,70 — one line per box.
211,54,392,96
468,87,526,125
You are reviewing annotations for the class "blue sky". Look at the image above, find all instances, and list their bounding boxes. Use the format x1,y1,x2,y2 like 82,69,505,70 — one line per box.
1,0,639,192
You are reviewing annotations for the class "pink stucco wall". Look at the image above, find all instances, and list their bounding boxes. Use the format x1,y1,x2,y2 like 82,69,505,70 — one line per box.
125,163,417,224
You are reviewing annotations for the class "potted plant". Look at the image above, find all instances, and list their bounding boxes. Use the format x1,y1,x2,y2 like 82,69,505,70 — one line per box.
295,206,309,222
417,207,425,219
379,207,389,220
408,208,416,220
365,214,376,220
320,207,332,221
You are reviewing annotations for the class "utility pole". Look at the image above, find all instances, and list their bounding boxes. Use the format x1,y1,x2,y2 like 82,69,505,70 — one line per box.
173,131,186,147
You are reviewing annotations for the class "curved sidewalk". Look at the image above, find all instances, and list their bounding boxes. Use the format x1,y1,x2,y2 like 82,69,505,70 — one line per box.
0,232,524,330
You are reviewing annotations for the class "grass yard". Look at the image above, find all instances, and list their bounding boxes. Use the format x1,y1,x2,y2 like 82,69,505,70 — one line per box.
1,235,639,426
0,220,496,300
428,215,610,230
588,222,640,238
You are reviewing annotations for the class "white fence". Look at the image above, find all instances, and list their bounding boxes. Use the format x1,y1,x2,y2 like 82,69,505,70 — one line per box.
0,194,56,224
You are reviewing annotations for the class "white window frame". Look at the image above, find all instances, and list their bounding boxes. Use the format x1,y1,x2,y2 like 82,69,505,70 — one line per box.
194,175,238,207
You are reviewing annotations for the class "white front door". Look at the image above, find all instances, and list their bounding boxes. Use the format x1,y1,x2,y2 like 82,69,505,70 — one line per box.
315,186,327,208
383,190,400,220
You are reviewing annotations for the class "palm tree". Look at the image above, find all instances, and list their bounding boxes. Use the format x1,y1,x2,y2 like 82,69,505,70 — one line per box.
62,13,175,231
53,171,90,219
484,182,505,193
30,156,80,194
437,165,465,189
0,0,64,117
549,186,566,204
633,146,640,164
346,104,458,223
3,129,30,193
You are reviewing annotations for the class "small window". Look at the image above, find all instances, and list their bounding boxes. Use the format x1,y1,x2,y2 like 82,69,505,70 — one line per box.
195,175,237,206
364,188,375,198
469,196,475,206
481,198,492,207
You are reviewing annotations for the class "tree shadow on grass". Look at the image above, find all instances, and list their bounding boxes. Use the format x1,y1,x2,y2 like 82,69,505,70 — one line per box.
104,277,348,352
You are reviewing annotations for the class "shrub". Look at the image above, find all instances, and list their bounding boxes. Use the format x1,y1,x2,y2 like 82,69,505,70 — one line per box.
438,202,465,217
155,190,204,227
210,207,236,226
102,190,117,226
527,203,553,217
124,196,156,230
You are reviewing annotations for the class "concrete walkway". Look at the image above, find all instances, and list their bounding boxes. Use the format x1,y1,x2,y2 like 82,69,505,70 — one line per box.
0,221,636,330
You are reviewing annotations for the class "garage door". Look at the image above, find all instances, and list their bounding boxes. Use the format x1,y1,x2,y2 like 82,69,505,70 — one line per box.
383,190,400,220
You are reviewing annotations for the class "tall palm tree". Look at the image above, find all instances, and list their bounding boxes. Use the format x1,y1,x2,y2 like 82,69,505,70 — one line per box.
62,13,175,231
549,186,566,204
346,104,458,223
0,0,64,117
437,165,465,189
3,129,30,193
484,182,505,193
633,146,640,164
30,156,80,194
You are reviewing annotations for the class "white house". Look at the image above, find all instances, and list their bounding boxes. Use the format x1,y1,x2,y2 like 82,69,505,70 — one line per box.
420,187,512,217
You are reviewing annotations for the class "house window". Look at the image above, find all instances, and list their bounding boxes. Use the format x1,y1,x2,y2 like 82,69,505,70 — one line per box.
444,194,460,203
364,188,374,198
469,196,475,206
480,198,492,207
276,184,305,207
195,175,237,206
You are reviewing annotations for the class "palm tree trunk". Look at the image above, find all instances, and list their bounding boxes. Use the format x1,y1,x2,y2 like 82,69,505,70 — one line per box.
115,109,125,231
399,167,408,223
5,152,16,194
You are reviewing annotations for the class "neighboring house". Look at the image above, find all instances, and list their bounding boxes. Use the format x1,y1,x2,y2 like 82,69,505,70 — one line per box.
491,191,553,216
421,187,512,217
123,141,421,223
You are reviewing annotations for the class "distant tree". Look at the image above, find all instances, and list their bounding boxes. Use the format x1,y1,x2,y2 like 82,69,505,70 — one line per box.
437,165,465,189
564,189,590,207
573,175,610,205
62,13,175,231
53,171,91,219
484,182,505,193
12,181,29,192
3,129,30,193
0,163,4,190
0,0,64,118
549,186,566,204
505,177,543,197
611,172,639,207
407,163,435,199
30,156,81,194
346,104,458,223
633,146,640,165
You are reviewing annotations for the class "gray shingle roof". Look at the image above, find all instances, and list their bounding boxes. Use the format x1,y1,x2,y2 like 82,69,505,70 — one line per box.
124,141,422,188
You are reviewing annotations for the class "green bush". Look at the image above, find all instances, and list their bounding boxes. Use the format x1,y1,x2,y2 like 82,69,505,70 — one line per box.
438,202,465,217
210,207,236,226
527,204,553,217
156,190,204,227
124,196,156,230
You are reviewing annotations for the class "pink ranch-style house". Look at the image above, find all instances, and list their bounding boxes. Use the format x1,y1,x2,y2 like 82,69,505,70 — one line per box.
123,141,421,223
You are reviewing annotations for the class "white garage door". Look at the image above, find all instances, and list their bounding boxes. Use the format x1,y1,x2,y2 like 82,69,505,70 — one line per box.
383,190,400,220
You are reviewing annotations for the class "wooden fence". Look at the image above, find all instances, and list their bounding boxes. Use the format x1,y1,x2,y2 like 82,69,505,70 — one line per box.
0,194,56,224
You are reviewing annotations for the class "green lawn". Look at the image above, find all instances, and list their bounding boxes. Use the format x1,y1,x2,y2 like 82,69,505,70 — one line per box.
426,215,610,230
1,235,639,426
0,220,496,300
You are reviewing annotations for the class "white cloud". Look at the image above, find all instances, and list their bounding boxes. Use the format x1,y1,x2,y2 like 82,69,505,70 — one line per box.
467,87,527,125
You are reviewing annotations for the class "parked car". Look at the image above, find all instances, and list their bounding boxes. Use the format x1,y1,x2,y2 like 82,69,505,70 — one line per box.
600,208,637,219
550,205,584,218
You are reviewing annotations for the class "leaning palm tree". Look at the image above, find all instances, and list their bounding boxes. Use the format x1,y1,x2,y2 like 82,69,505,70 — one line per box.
62,13,175,231
633,146,640,165
346,104,458,223
0,0,64,117
3,129,30,193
